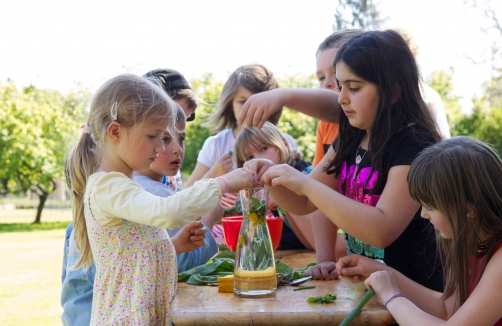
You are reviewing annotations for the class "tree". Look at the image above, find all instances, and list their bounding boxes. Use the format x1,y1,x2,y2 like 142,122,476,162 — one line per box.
426,69,464,133
333,0,386,31
0,81,89,223
181,73,223,175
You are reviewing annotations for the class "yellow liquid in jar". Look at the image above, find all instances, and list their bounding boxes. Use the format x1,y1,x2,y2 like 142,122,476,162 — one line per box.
234,267,277,298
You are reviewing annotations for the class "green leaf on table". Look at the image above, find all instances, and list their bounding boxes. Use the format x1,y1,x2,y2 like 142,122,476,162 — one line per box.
276,262,293,275
213,250,235,259
307,293,337,304
178,258,235,282
187,273,233,285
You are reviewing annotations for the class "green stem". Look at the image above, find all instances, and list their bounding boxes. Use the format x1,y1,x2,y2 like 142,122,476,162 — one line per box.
339,287,375,326
292,286,316,291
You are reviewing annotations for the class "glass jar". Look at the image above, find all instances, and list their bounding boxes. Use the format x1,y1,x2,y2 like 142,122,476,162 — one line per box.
234,187,277,298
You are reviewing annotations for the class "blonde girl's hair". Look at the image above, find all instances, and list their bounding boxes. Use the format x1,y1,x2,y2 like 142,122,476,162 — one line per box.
234,122,302,168
204,64,280,133
66,73,176,270
408,136,502,310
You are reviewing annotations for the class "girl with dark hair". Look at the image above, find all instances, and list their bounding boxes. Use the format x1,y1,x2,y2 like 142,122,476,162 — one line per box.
244,30,443,290
337,137,502,325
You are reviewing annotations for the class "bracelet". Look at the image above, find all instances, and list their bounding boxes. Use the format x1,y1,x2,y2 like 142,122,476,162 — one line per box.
216,177,229,193
384,293,409,310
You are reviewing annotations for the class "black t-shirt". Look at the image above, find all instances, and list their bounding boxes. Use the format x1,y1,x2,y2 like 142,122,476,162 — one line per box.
333,125,443,291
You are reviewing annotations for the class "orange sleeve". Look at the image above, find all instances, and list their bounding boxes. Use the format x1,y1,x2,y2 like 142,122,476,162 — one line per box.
312,121,339,168
313,122,324,168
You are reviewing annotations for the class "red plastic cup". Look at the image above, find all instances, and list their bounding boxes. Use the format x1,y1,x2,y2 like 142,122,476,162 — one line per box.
221,216,284,251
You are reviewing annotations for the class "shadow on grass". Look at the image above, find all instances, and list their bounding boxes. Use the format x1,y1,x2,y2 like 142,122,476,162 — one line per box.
0,221,70,233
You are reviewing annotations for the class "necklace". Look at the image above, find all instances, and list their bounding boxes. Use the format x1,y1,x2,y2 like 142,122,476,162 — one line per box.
353,146,368,180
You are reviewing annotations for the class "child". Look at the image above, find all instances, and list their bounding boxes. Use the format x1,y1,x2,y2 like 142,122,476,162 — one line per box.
144,68,199,191
309,30,365,275
66,73,255,325
185,64,296,237
336,137,502,325
234,121,311,250
133,105,220,271
61,106,212,326
244,30,443,291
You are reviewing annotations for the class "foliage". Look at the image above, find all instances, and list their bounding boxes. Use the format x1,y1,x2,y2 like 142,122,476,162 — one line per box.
182,73,223,174
426,69,464,132
0,221,70,233
0,81,89,223
427,68,502,154
307,292,337,304
333,0,386,31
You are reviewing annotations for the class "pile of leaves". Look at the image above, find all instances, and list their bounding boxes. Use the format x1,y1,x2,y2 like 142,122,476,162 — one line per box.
178,244,308,286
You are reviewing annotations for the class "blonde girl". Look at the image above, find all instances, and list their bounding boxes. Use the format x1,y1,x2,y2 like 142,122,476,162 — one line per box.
66,74,254,325
337,137,502,326
234,122,311,249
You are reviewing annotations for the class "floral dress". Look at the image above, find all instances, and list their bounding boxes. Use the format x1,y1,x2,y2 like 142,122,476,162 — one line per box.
85,182,177,325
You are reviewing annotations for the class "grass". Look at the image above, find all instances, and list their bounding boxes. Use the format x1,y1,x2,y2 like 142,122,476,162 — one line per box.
0,208,71,325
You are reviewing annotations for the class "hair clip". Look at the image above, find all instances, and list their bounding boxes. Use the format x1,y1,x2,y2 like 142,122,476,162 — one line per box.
81,123,92,134
110,101,118,121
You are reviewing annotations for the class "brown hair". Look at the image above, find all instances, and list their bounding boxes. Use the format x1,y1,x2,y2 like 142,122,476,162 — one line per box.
394,28,419,57
316,29,364,55
66,73,176,270
204,64,280,133
170,88,198,111
234,122,302,168
408,137,502,309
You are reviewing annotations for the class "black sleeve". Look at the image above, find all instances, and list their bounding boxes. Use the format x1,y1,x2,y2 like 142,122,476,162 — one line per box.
389,125,436,168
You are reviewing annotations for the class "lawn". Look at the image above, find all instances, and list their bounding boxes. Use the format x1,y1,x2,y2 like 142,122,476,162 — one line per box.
0,208,71,326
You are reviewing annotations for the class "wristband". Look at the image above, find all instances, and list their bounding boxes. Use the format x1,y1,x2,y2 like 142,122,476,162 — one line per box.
384,293,409,310
216,177,229,194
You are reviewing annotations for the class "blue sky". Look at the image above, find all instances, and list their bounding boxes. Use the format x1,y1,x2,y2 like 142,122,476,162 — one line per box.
1,0,499,111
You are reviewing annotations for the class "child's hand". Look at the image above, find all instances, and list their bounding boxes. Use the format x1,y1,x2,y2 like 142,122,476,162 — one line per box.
262,164,310,195
364,271,402,307
207,154,234,178
220,168,256,193
171,221,207,255
336,255,387,282
243,158,275,186
238,89,286,129
305,261,339,280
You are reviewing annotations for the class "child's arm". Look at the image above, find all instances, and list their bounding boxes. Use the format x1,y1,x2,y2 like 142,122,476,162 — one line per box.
185,162,210,187
238,88,340,129
337,255,450,321
91,170,253,230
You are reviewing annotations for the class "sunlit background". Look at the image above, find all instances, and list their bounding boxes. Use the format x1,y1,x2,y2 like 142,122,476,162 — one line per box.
1,0,499,111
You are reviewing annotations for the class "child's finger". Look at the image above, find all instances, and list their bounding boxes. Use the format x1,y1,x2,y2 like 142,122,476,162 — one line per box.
191,227,207,235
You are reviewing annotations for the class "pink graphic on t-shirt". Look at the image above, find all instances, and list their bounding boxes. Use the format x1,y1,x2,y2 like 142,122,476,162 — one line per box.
338,161,384,259
338,161,380,207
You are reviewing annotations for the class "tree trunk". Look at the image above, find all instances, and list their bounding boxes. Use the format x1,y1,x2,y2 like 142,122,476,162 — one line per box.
33,194,48,224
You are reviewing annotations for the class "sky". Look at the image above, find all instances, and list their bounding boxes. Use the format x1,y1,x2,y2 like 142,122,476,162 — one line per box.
0,0,500,112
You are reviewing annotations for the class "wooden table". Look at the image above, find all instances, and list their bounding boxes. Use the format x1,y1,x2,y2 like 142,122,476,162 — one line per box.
172,250,394,325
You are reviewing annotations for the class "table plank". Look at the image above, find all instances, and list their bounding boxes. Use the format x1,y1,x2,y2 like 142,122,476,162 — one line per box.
172,250,394,325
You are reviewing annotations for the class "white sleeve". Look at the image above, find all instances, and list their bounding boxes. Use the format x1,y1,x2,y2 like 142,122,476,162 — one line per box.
422,84,451,140
91,172,222,229
197,136,217,168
